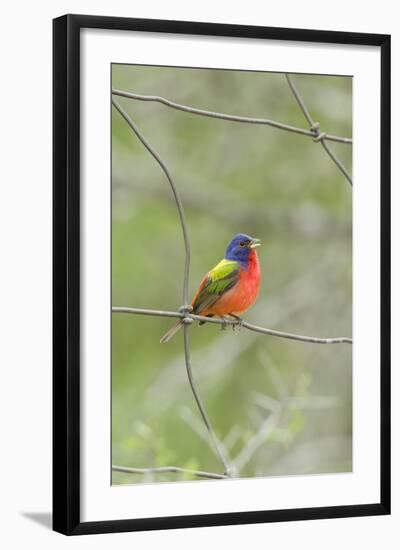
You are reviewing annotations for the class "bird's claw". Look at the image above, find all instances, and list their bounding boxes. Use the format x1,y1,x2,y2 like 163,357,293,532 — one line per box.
230,314,243,332
220,318,229,331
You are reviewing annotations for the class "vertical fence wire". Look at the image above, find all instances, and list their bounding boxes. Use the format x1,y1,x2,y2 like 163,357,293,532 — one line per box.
285,74,353,186
111,99,191,305
113,97,234,476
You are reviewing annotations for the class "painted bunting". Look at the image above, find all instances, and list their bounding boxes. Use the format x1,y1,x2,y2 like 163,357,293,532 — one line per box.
160,233,261,343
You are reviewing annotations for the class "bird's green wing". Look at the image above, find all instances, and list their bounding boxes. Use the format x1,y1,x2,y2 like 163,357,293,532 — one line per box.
192,259,240,314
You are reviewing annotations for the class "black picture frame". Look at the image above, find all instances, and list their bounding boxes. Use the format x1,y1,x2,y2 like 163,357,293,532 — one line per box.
53,14,391,535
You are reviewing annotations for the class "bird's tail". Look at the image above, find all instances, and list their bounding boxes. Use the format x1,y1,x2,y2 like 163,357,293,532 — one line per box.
160,320,184,343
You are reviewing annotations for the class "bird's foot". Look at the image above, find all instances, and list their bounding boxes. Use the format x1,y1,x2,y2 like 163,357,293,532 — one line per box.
220,317,229,331
229,314,243,332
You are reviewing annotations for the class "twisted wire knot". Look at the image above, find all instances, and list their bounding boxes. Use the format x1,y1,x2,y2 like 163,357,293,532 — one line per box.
310,121,327,142
313,131,327,142
179,304,194,324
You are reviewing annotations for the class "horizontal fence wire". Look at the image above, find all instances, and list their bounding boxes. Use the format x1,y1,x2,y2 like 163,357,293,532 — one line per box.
111,74,353,481
112,307,352,345
112,88,352,144
112,465,227,480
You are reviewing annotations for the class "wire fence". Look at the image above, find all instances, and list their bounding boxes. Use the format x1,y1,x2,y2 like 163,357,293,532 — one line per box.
111,73,352,481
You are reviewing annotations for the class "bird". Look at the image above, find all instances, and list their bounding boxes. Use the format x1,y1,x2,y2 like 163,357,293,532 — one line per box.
160,233,261,343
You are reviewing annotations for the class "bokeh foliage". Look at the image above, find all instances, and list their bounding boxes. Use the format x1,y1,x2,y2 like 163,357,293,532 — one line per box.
111,65,352,485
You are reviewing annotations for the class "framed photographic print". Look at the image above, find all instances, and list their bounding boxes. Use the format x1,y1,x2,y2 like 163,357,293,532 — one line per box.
53,14,391,535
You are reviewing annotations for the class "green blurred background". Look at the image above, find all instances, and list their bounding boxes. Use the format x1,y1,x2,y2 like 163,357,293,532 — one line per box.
111,65,352,485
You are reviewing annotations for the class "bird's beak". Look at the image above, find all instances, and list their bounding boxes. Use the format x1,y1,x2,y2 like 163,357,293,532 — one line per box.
249,238,261,248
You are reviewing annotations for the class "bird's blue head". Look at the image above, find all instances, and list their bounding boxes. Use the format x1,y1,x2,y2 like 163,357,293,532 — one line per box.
225,233,261,266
